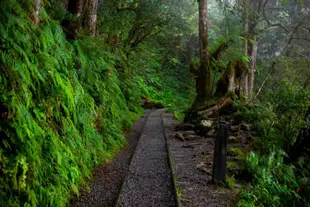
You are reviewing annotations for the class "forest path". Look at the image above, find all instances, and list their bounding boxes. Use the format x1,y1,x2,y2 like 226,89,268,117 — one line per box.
116,109,176,207
71,110,151,207
71,109,177,207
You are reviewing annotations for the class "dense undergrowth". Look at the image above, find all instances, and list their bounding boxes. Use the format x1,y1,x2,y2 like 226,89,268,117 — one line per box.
234,64,310,207
0,0,191,205
0,1,143,206
126,42,193,119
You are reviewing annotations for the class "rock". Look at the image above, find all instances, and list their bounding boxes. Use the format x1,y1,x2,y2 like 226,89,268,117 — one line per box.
175,123,195,131
184,135,201,140
196,162,205,169
200,119,213,128
207,140,213,145
241,123,252,131
183,130,196,136
206,129,216,136
183,143,202,148
174,132,184,141
197,119,214,135
230,125,239,132
228,136,240,143
182,144,195,148
198,166,211,175
196,162,211,174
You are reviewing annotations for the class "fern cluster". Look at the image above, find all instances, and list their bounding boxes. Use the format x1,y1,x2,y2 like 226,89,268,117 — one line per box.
0,1,138,206
234,63,310,206
238,152,301,207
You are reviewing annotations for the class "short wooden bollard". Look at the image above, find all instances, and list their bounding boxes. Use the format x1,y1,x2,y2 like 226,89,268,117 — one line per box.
212,124,228,184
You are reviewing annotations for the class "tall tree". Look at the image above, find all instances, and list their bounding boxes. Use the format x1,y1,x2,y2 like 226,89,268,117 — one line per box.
86,0,99,36
64,0,98,38
195,0,211,105
64,0,84,38
242,0,249,98
33,0,42,24
240,0,263,100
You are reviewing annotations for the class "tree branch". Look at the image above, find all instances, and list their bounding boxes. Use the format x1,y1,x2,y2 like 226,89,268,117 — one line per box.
262,0,289,32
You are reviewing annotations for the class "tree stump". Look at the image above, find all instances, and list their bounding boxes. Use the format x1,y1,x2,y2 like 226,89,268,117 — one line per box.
212,123,228,184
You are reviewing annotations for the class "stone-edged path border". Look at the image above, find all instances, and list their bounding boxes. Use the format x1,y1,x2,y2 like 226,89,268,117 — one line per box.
71,110,151,207
116,109,177,207
162,111,232,207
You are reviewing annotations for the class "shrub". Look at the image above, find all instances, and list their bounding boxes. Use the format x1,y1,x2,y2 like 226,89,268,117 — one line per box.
238,152,301,207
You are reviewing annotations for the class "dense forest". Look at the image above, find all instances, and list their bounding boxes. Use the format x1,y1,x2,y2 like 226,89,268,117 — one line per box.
0,0,309,206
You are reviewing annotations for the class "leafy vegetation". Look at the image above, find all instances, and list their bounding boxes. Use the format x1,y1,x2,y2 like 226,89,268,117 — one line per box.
1,0,310,206
0,0,194,205
0,1,137,206
234,57,310,207
238,152,301,207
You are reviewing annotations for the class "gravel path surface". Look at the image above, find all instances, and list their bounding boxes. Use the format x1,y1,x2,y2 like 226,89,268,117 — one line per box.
116,109,176,207
70,110,151,207
162,112,232,207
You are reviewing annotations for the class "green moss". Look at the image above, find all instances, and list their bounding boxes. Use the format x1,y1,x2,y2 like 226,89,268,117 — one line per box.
220,176,236,190
0,1,138,206
228,148,244,157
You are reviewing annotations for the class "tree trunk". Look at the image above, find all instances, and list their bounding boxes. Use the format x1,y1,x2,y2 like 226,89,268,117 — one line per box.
33,0,42,24
248,35,257,100
63,0,84,39
242,0,249,99
68,0,84,16
194,0,211,105
86,0,98,37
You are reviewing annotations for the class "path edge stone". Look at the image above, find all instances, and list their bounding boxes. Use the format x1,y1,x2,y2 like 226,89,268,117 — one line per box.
114,110,152,207
161,112,182,207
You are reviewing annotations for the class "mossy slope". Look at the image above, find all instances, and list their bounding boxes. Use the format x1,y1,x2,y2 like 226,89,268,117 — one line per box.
0,1,138,206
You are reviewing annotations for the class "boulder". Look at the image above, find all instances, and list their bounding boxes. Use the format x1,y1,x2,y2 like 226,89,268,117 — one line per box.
206,129,216,136
184,135,201,140
174,132,185,141
230,125,239,132
183,130,196,136
241,123,252,131
175,123,195,131
228,136,240,143
197,119,214,135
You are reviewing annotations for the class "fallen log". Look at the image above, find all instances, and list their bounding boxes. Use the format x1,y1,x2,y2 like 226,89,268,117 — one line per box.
197,97,232,117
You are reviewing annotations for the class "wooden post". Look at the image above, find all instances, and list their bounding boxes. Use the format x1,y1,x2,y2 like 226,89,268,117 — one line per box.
212,123,228,184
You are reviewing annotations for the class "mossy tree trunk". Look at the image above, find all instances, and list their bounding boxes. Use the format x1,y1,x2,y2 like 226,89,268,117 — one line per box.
66,0,98,37
68,0,84,17
63,0,85,39
214,60,246,98
194,0,211,105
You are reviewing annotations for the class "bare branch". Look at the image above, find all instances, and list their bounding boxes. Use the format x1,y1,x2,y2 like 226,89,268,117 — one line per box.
262,0,289,32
